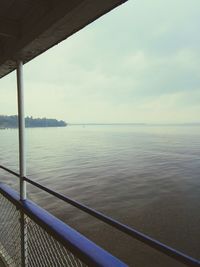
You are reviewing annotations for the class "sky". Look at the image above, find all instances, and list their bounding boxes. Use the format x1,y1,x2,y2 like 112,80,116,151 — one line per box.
0,0,200,124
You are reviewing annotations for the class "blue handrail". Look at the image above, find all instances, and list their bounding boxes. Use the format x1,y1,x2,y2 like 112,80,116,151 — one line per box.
0,165,200,267
0,183,127,267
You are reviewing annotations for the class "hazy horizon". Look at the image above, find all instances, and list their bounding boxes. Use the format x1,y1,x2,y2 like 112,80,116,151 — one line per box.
1,0,200,124
1,114,200,126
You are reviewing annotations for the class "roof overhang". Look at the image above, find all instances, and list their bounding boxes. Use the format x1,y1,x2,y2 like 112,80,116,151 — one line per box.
0,0,127,78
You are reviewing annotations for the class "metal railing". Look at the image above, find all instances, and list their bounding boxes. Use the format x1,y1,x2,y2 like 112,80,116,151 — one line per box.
0,165,200,267
0,182,127,267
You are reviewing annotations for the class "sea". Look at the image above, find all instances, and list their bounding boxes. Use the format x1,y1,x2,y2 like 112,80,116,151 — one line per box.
0,124,200,267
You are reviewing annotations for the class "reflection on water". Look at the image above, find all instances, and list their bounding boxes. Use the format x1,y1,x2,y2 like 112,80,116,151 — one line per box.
0,125,200,266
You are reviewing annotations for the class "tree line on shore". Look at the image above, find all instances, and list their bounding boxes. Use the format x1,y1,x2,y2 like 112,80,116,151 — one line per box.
0,115,67,128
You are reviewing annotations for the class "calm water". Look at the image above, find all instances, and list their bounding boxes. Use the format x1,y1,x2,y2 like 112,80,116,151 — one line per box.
0,125,200,266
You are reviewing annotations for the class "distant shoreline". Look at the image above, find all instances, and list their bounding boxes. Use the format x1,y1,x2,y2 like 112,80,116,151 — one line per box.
0,115,67,128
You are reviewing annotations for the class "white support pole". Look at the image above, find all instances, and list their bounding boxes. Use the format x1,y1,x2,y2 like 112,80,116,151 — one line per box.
17,60,27,267
16,60,26,200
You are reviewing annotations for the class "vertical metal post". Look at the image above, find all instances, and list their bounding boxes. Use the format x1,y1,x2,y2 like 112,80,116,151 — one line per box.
16,60,27,267
16,60,26,200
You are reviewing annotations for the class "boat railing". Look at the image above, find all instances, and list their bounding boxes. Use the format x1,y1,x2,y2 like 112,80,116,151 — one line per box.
0,171,127,267
0,165,200,267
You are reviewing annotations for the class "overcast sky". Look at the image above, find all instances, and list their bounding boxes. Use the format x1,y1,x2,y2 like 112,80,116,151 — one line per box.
1,0,200,123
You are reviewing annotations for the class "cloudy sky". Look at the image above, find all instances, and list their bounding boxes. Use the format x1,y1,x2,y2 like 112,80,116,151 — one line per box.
0,0,200,123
